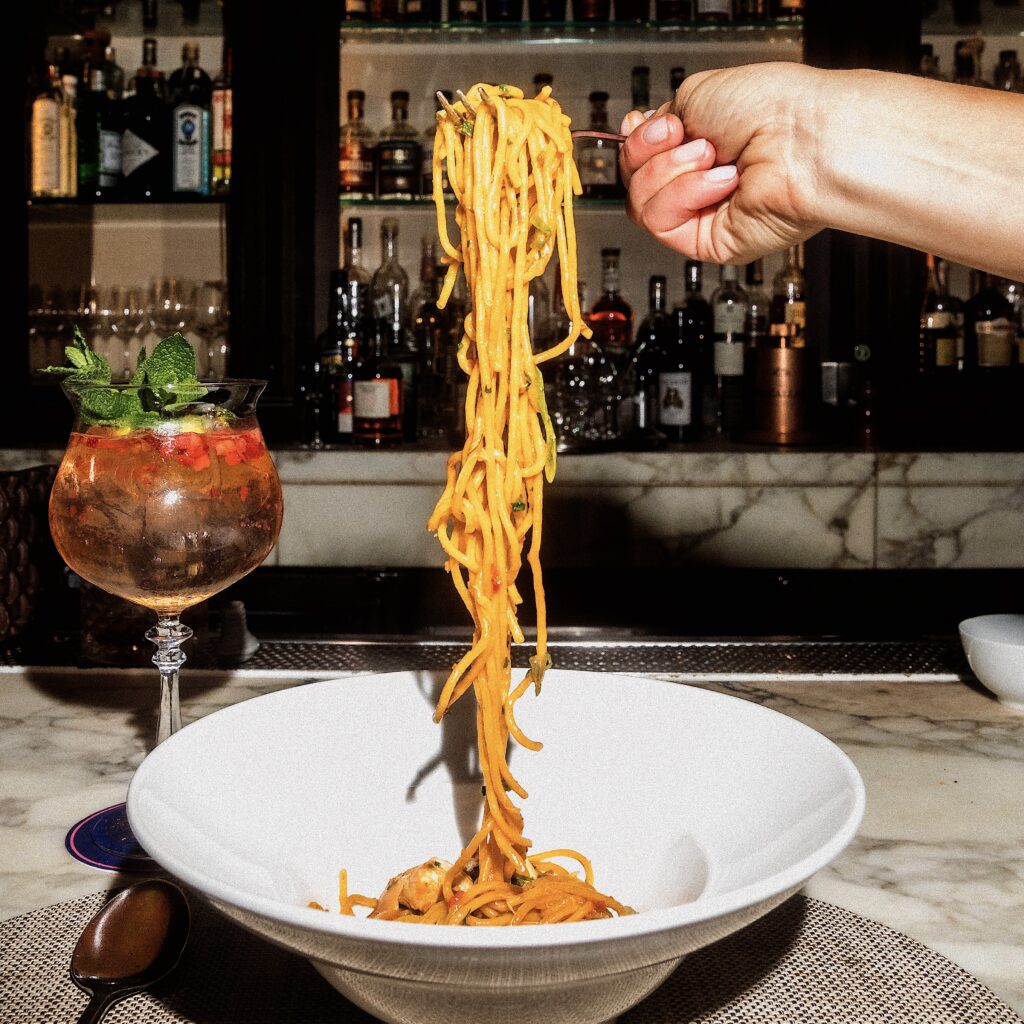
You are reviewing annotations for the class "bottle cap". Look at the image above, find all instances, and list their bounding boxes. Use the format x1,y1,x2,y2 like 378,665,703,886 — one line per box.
589,90,610,103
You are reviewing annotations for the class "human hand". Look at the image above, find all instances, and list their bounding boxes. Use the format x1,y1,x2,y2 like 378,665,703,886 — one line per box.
619,61,829,264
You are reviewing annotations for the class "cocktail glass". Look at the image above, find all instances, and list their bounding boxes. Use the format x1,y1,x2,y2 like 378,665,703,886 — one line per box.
49,379,283,869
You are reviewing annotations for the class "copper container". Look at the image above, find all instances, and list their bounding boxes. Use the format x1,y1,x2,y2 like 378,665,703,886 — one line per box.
744,325,818,445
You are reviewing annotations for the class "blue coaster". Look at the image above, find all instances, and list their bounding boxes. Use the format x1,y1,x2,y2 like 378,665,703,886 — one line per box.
65,803,157,873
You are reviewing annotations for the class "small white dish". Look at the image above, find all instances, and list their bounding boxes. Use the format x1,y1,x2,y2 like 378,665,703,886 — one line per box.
959,614,1024,711
127,670,864,1024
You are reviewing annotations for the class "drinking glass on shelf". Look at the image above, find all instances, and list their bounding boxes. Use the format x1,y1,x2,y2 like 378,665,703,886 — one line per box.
87,288,127,381
28,285,48,371
119,287,149,378
49,378,284,870
195,280,229,378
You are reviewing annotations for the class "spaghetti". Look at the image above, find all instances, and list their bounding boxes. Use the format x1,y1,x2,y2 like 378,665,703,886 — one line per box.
321,83,631,925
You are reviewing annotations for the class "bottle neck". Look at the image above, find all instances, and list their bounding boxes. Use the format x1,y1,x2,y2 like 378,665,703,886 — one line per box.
348,243,363,268
381,234,398,262
601,263,620,297
391,102,408,124
589,104,610,130
649,280,666,312
348,98,363,123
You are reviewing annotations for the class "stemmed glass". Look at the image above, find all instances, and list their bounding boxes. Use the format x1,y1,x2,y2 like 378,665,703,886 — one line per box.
49,379,284,870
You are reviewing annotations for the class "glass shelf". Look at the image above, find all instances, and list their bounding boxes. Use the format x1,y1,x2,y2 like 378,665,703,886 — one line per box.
339,196,624,209
340,18,802,49
922,0,1024,37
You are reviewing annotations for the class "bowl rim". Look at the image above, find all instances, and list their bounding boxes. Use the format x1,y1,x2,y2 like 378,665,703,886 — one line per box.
127,671,866,951
959,614,1024,648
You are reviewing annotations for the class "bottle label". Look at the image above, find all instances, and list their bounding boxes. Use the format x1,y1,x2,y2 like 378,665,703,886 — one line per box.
99,130,121,185
936,337,957,368
121,128,159,178
784,300,806,329
339,139,375,191
697,0,731,11
976,319,1015,367
658,372,692,427
354,379,400,418
212,88,233,160
714,302,746,336
922,310,953,331
378,143,421,196
173,105,209,193
337,380,354,434
714,340,745,376
31,101,62,193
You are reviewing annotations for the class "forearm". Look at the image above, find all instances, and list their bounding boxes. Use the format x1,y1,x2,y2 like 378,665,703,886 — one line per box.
812,70,1024,279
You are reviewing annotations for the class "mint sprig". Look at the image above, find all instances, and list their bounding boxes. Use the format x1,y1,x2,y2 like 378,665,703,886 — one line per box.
43,327,208,428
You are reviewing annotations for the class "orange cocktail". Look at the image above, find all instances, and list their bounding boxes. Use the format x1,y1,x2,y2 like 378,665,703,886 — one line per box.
51,419,282,615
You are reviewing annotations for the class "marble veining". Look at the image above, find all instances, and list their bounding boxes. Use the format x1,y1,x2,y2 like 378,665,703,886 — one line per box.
1,668,1022,1015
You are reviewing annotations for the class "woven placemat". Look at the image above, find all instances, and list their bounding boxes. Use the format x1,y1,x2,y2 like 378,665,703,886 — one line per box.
0,891,1020,1024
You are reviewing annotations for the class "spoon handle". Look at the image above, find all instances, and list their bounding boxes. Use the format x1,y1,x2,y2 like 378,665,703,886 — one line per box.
75,990,119,1024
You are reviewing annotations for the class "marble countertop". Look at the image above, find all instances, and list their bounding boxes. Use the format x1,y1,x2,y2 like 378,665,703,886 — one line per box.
2,665,1022,1015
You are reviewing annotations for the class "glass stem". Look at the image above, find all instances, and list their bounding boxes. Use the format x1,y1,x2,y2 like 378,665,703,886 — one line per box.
146,615,193,746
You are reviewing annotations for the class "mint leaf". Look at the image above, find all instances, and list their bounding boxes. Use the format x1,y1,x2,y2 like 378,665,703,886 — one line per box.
146,333,197,390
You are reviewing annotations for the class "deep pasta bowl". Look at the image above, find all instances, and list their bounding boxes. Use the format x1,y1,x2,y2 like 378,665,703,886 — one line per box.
127,670,864,1024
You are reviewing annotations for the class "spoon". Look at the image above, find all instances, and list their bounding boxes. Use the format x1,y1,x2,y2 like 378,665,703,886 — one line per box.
70,879,191,1024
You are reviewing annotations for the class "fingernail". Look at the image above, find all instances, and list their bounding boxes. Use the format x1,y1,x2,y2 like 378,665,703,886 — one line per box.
642,117,670,144
672,139,708,164
643,109,656,119
705,165,737,182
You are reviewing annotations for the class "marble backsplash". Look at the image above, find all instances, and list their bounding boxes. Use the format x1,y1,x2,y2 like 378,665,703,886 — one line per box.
5,447,1024,569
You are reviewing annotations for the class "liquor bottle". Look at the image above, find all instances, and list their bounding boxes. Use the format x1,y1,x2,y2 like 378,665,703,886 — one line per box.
353,333,404,447
631,65,651,111
406,0,441,21
140,38,166,100
630,276,670,438
340,90,376,199
450,0,484,22
655,0,689,22
529,0,567,20
964,272,1015,374
954,38,990,87
422,91,453,196
918,254,959,375
371,217,411,420
533,72,554,94
342,217,373,339
696,0,731,21
319,270,362,444
658,298,702,442
487,0,522,21
669,65,686,100
773,0,802,19
590,248,634,364
170,43,212,195
60,73,79,199
994,50,1022,91
711,264,748,435
770,244,806,333
575,0,611,20
678,259,713,430
211,45,232,195
31,67,69,199
103,46,125,99
411,240,454,439
121,66,169,200
76,66,106,196
745,259,770,348
376,91,421,200
615,0,648,22
918,44,945,80
936,258,965,369
577,92,619,199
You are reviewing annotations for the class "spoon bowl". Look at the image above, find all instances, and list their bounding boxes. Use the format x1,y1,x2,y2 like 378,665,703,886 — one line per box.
70,879,190,1024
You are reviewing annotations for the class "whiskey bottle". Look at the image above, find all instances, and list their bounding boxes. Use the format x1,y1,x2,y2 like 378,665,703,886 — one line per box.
964,273,1015,374
918,254,959,374
319,271,363,444
353,333,404,447
577,92,619,199
31,66,68,198
376,91,421,200
770,244,806,333
342,217,373,339
711,263,748,435
745,259,770,348
340,90,376,199
631,276,670,437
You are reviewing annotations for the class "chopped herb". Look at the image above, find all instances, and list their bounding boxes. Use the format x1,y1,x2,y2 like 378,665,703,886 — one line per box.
511,500,526,512
502,655,511,667
498,84,513,93
460,119,474,137
431,859,442,868
530,216,552,235
510,874,531,886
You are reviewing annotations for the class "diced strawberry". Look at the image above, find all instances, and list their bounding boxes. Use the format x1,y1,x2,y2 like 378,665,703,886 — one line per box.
239,485,249,502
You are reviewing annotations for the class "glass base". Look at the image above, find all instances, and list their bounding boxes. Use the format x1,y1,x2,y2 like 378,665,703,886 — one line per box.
65,803,157,873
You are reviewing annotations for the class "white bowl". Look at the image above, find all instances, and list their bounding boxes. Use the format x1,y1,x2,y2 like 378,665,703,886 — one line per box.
127,670,864,1024
959,614,1024,711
